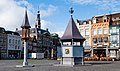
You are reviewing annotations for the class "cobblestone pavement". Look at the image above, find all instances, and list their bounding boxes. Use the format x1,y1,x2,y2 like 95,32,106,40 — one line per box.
0,59,120,71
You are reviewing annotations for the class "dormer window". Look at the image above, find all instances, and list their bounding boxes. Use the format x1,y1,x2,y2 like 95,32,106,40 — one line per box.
104,19,106,22
83,22,86,24
93,17,96,24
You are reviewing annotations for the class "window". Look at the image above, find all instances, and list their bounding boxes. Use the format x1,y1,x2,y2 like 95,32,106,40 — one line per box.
103,28,108,34
110,35,117,43
83,42,85,46
98,28,102,34
73,42,80,46
112,35,117,42
80,29,85,36
93,28,97,35
98,38,102,44
15,45,17,49
117,35,119,42
83,22,86,24
12,39,14,44
104,19,106,22
117,29,119,33
18,46,20,49
18,40,20,44
104,37,108,43
112,27,116,33
15,40,17,44
110,36,112,42
110,50,116,57
85,39,89,46
63,42,71,46
9,39,11,43
85,29,89,35
110,29,112,33
93,38,97,43
116,17,119,20
93,18,96,24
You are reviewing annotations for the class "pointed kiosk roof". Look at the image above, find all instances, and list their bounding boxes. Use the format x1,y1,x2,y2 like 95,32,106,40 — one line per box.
21,9,31,28
61,8,85,41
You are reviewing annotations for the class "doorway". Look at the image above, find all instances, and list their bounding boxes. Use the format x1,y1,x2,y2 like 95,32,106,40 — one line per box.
94,49,106,60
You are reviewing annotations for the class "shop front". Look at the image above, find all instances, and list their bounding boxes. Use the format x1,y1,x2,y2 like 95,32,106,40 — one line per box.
8,50,21,59
93,49,106,60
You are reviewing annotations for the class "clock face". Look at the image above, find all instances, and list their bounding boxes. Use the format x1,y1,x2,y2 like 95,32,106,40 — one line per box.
65,49,70,54
62,47,73,57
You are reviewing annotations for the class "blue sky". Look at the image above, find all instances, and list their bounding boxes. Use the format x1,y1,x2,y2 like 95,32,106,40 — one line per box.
0,0,120,37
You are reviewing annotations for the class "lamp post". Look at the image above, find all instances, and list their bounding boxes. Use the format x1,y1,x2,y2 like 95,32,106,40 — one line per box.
16,9,33,67
21,10,31,66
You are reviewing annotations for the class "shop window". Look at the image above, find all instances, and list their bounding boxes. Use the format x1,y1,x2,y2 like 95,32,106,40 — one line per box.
110,50,116,57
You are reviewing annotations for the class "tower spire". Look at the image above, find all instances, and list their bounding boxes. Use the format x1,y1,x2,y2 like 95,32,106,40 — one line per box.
35,9,41,29
21,8,31,28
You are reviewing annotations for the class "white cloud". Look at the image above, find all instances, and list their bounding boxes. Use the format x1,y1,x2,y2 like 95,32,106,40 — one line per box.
53,31,64,38
41,20,57,31
0,0,57,32
68,0,120,12
0,0,35,31
40,4,57,17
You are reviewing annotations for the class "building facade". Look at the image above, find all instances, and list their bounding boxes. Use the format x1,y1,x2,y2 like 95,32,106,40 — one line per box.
91,13,120,59
17,10,59,59
91,15,110,59
109,13,120,59
0,27,7,59
76,19,92,56
6,31,22,59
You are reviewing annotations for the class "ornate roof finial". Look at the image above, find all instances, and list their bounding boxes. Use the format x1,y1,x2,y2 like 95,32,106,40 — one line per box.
69,7,74,16
37,6,40,13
